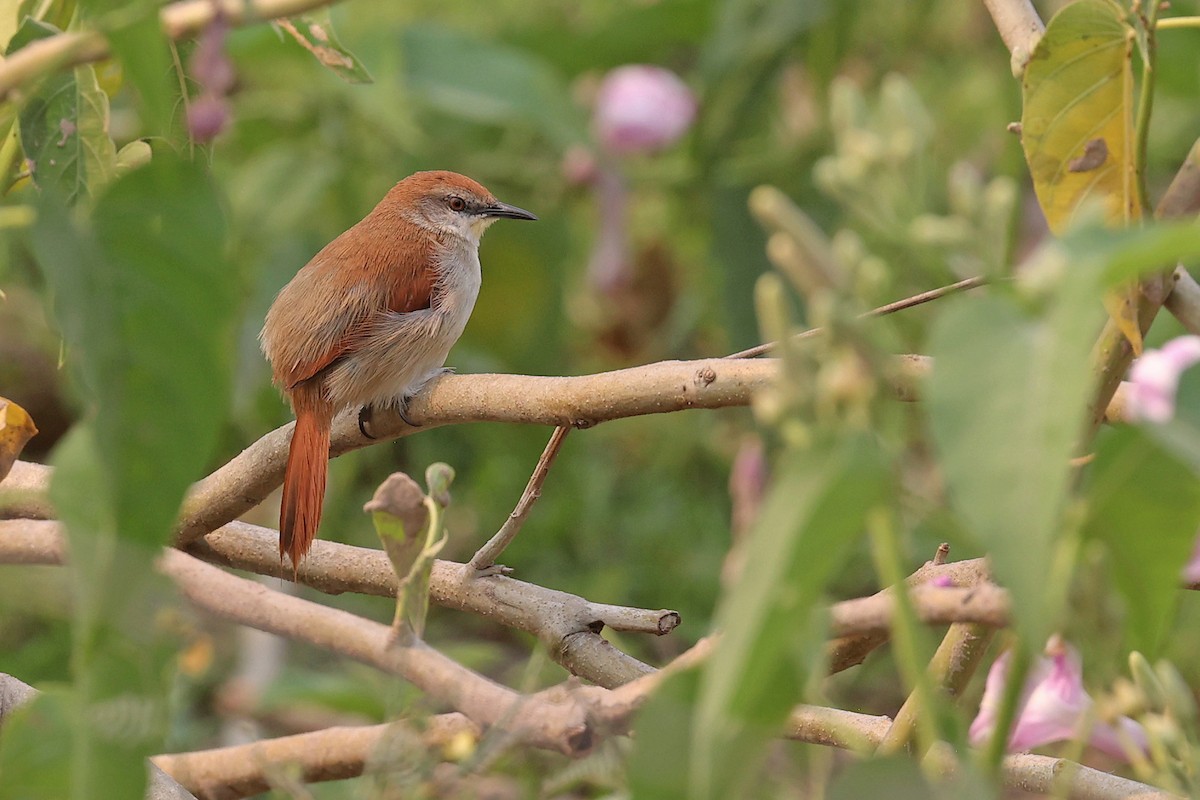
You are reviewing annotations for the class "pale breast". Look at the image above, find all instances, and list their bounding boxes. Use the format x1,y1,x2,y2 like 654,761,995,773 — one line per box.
323,241,482,410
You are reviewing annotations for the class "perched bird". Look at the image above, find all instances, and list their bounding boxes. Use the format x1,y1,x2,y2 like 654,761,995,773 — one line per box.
260,171,536,568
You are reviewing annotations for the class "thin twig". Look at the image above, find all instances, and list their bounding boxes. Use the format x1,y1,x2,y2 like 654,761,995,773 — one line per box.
466,425,571,575
725,277,986,360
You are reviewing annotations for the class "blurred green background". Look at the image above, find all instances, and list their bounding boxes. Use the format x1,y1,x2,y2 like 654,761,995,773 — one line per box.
3,0,1200,796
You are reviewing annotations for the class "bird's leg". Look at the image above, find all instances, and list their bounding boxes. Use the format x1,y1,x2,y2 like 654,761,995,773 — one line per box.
357,405,377,439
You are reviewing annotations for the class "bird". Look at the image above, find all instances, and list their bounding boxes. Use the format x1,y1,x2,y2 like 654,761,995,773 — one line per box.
260,170,536,569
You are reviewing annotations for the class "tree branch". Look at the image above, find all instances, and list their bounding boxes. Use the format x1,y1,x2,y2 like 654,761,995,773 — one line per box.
1165,267,1200,336
153,716,479,800
981,0,1045,68
160,547,596,756
0,518,671,689
0,0,345,101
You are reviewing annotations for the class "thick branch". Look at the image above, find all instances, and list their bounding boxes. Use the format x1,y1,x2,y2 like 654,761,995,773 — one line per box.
160,547,594,756
981,0,1045,65
154,716,478,800
175,359,788,542
0,519,669,689
0,0,343,101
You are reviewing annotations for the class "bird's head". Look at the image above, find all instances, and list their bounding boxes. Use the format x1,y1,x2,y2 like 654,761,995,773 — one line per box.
390,170,537,245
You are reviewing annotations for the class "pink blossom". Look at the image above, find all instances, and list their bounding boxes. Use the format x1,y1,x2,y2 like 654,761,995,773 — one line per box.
1127,335,1200,423
969,640,1148,761
1183,534,1200,585
593,66,696,155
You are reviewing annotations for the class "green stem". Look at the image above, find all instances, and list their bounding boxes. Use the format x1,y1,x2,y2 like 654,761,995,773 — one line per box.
866,509,942,758
1133,0,1160,216
1155,16,1200,30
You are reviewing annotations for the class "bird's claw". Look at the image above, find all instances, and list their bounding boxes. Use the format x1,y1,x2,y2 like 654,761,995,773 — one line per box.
397,397,421,427
358,405,376,439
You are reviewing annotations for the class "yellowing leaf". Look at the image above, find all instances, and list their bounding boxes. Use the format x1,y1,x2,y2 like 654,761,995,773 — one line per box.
1021,0,1144,352
0,397,38,481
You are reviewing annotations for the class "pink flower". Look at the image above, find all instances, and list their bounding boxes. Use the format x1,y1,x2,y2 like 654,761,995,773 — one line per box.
1183,533,1200,585
593,66,696,155
969,639,1148,761
1127,335,1200,423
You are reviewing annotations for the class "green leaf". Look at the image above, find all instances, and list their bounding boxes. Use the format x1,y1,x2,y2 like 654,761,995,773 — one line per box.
47,428,176,800
689,436,889,799
400,24,585,148
35,152,234,542
628,665,701,800
1084,427,1200,654
104,10,177,135
29,151,232,796
278,10,373,84
926,254,1107,649
0,686,73,799
11,18,116,204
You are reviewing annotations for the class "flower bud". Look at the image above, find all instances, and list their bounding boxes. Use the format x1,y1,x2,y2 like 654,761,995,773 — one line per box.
593,65,696,155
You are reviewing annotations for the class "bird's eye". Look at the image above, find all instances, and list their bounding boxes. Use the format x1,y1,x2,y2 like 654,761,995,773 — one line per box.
447,196,467,212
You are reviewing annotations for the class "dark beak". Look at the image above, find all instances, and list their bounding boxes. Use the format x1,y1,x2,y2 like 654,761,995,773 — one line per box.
482,201,537,221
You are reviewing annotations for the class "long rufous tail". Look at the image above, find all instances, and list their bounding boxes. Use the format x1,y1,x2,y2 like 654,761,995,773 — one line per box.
280,388,333,570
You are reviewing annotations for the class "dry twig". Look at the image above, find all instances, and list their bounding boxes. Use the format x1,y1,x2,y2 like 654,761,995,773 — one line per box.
466,425,571,576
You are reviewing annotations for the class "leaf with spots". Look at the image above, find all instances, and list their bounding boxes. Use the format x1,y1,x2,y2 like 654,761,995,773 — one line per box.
9,18,115,204
1020,0,1144,352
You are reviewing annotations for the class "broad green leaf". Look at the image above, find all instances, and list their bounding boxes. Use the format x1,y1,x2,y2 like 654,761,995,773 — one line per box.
0,686,73,799
10,19,116,205
629,666,701,800
278,10,373,84
690,436,889,799
104,10,177,135
1021,0,1142,351
1083,427,1200,654
828,757,936,800
926,256,1107,649
400,24,585,148
47,428,177,800
30,152,233,797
